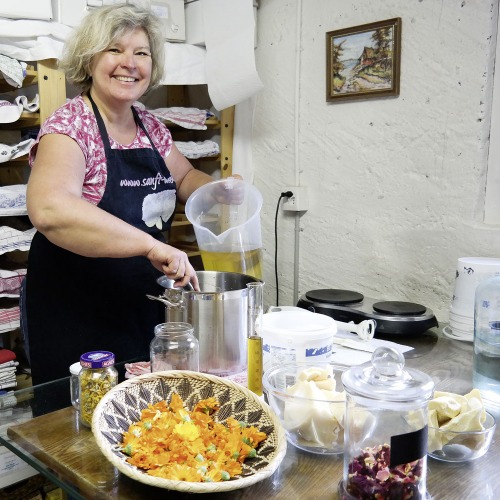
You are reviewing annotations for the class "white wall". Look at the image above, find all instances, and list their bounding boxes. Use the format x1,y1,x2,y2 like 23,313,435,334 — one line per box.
253,0,500,321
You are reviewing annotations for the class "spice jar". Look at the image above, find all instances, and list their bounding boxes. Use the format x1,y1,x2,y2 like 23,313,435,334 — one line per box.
150,322,199,372
79,351,118,427
339,347,434,500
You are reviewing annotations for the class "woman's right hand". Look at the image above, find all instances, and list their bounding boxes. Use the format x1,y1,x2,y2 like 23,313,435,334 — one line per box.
146,242,199,290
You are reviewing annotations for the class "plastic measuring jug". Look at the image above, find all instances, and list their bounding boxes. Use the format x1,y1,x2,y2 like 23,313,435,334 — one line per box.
185,179,263,279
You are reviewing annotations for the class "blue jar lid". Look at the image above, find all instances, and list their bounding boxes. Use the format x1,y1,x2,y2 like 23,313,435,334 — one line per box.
80,351,115,369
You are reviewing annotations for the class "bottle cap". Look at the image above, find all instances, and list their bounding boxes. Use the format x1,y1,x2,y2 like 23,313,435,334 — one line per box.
69,361,82,376
80,351,115,369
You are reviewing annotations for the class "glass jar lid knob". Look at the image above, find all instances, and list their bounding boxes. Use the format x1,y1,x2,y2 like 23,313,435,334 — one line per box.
371,347,405,377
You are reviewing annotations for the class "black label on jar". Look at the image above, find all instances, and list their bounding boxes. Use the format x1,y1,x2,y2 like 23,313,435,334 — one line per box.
390,425,428,467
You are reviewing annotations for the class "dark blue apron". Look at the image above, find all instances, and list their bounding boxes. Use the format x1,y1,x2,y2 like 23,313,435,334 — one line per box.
25,94,176,385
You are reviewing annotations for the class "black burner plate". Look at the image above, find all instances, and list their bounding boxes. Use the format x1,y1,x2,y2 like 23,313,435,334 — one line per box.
372,301,427,316
305,289,364,305
297,290,439,336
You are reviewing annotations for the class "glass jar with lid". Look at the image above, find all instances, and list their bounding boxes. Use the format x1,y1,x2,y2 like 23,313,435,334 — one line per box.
69,361,82,410
79,351,118,427
150,322,199,372
339,347,434,500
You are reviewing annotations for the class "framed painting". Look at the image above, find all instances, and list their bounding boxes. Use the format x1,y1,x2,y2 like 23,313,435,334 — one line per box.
326,18,402,102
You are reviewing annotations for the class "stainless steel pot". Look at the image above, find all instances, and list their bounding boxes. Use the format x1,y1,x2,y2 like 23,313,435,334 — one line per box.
152,271,261,376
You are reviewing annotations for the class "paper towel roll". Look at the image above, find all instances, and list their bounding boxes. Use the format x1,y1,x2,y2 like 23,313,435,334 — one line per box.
161,41,207,85
203,0,263,110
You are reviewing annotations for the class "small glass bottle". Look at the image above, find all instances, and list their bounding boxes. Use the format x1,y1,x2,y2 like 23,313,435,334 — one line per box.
79,351,118,428
69,361,82,409
150,322,199,372
474,275,500,409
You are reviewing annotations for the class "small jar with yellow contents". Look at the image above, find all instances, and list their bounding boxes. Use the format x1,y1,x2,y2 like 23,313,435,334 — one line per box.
78,351,118,427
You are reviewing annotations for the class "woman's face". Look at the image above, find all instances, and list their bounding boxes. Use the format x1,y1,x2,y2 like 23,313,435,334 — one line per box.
90,28,153,106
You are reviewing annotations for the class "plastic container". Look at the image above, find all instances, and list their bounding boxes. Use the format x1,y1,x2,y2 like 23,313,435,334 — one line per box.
185,179,263,279
261,309,336,372
473,275,500,410
69,361,82,410
339,347,434,500
451,257,500,318
150,322,199,372
79,351,118,427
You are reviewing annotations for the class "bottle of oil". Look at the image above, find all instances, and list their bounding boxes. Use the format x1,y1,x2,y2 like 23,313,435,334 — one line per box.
247,282,264,395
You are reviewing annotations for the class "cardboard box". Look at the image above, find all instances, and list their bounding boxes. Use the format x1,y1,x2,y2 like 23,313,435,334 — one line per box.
0,1,53,21
184,0,258,47
0,447,37,489
51,0,185,41
151,0,185,42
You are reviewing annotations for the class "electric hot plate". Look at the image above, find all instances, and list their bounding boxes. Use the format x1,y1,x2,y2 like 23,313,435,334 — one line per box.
296,289,438,336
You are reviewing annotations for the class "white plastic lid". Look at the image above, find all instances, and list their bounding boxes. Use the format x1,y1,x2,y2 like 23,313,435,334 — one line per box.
69,361,82,376
262,309,337,340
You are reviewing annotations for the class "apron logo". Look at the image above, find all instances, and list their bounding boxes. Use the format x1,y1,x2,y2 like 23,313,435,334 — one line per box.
120,173,173,190
142,190,176,229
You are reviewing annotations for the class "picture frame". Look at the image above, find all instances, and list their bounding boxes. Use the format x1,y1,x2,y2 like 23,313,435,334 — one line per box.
326,18,402,102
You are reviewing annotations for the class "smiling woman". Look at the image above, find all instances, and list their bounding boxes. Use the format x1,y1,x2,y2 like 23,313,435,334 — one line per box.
22,4,224,385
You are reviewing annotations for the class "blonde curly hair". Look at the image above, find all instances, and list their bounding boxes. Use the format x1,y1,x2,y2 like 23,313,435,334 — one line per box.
58,3,165,93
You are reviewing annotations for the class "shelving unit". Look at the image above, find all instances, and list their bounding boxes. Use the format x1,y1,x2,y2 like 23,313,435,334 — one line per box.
0,59,66,345
161,84,235,264
0,57,66,490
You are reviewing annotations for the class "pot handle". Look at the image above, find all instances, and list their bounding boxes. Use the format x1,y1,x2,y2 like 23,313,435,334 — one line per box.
146,293,183,308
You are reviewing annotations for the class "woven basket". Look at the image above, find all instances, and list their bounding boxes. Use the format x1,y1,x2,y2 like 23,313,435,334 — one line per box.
92,370,287,493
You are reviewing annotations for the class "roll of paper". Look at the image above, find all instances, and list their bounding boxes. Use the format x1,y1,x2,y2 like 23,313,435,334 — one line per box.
203,0,263,110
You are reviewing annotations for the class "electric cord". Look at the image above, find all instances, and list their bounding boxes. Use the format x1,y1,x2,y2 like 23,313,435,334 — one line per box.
275,191,293,306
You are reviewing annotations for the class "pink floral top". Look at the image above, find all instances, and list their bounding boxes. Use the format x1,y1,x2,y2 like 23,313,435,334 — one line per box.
29,95,173,205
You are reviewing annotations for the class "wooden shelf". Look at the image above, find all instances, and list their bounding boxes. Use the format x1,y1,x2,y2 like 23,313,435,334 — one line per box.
164,117,220,129
0,61,65,132
171,214,192,227
0,112,40,130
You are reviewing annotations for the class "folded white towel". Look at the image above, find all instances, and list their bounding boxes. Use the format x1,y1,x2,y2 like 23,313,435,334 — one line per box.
0,140,34,166
0,54,25,88
175,140,219,159
0,226,36,255
0,95,39,123
151,107,214,130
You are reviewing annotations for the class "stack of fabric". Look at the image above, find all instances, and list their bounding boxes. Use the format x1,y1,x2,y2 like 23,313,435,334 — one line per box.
0,348,17,390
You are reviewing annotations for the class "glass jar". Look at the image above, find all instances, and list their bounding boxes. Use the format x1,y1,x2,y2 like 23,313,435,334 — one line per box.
69,361,82,409
150,322,199,372
79,351,118,427
474,275,500,409
339,347,434,500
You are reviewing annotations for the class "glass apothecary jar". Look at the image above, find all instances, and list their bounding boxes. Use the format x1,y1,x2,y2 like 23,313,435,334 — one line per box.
150,322,199,372
79,351,118,427
339,347,434,500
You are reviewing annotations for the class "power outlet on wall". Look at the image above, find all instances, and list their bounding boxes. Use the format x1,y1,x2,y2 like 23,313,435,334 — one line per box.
282,186,309,212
